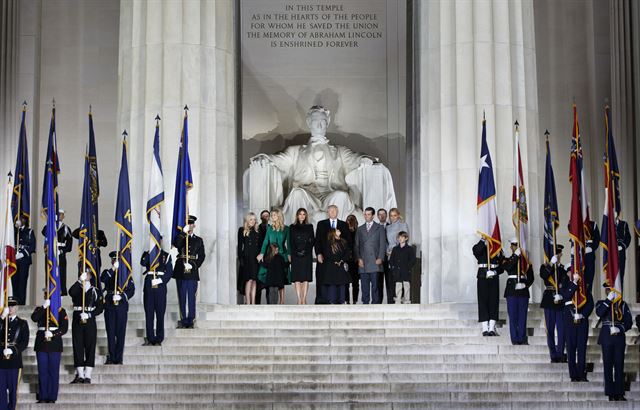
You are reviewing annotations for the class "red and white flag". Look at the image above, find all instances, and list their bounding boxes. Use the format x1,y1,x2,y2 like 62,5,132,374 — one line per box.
512,122,530,272
0,173,15,308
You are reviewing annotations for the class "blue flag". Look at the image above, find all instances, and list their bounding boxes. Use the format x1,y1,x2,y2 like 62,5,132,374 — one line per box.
171,108,193,244
88,111,100,228
604,106,621,215
12,105,30,224
115,133,133,292
44,162,61,325
41,106,60,218
543,136,559,263
146,117,165,270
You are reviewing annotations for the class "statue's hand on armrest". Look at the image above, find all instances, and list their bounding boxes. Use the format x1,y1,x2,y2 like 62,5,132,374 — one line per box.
250,153,273,166
360,156,378,166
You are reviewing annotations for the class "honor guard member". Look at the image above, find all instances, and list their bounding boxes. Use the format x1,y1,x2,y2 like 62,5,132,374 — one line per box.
72,227,108,288
41,209,73,295
31,294,69,403
583,220,600,293
596,283,632,401
615,217,632,289
172,215,205,329
472,238,504,336
101,251,135,364
14,216,36,304
502,239,534,345
0,297,29,410
141,247,172,346
560,270,593,382
69,270,103,384
539,244,568,363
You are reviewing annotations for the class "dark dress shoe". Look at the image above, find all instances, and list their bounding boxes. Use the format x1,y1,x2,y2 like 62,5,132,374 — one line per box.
176,322,184,329
488,331,498,336
609,396,615,401
482,331,489,337
104,358,114,365
617,395,627,401
70,376,83,384
142,338,151,346
570,378,578,382
579,376,589,382
37,400,45,403
84,378,91,384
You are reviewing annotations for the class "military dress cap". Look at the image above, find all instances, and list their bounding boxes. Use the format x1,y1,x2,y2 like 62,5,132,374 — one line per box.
187,215,197,224
7,297,18,307
509,238,518,245
602,281,611,289
556,244,564,251
109,251,118,259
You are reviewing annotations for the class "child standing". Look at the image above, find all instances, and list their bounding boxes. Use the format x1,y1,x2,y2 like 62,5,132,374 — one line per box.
389,231,416,304
263,243,288,304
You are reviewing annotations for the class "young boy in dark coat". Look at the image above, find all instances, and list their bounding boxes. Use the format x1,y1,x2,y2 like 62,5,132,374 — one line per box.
389,231,416,304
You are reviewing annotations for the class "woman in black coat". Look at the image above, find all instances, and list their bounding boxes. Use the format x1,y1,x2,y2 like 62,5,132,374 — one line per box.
323,229,351,304
237,212,261,304
345,214,359,304
289,208,315,305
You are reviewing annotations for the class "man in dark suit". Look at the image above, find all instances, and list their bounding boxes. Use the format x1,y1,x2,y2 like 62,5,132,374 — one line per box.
354,207,387,304
14,216,35,305
255,210,270,305
172,215,206,329
314,205,350,304
376,208,391,303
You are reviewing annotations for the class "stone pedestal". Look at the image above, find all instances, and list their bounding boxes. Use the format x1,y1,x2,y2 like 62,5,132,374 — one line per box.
118,0,236,303
418,0,541,303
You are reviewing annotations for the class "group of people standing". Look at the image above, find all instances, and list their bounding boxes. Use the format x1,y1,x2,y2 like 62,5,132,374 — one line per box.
474,217,635,402
237,206,416,305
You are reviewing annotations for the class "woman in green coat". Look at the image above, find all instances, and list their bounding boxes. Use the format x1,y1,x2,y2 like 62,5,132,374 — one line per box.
257,209,290,304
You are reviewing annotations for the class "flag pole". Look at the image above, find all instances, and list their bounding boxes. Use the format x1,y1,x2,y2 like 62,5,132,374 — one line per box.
81,238,87,324
514,121,521,283
4,174,12,356
184,106,190,273
546,130,559,296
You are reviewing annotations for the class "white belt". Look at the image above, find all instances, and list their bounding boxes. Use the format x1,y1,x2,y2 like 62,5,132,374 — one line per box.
478,264,498,268
73,306,95,311
507,275,518,279
149,272,164,276
564,301,573,306
38,327,58,331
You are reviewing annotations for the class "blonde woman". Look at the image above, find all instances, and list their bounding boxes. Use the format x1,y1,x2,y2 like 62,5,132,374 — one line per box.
237,212,260,304
257,209,290,304
386,208,409,255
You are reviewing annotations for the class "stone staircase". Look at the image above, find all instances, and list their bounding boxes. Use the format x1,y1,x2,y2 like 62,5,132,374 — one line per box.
13,302,640,409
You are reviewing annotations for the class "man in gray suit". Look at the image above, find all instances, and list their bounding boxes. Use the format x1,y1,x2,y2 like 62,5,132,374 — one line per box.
355,207,387,304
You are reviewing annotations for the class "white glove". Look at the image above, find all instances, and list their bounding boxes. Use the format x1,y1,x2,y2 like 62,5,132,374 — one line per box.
618,245,623,251
14,220,21,228
57,243,64,249
585,247,593,254
42,299,50,309
184,262,193,271
15,252,23,260
151,278,162,286
572,274,580,283
3,348,12,357
563,263,572,272
44,330,53,338
83,281,91,292
573,313,583,321
610,326,620,335
183,226,190,233
515,283,526,290
79,272,88,282
113,261,119,270
514,248,521,257
80,312,90,321
553,294,563,303
550,255,558,265
113,294,122,302
607,291,618,301
0,308,8,319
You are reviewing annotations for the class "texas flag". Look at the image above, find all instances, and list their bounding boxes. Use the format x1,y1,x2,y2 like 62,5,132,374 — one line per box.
477,117,502,257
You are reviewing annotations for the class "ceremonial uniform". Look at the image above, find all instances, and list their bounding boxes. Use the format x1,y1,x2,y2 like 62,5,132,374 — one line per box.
69,278,103,383
101,254,135,364
42,222,73,295
615,219,632,288
14,224,35,304
141,250,172,345
502,250,534,345
473,240,504,335
172,216,206,328
583,221,600,293
595,291,632,401
31,305,69,403
0,299,29,410
539,261,568,362
561,279,593,381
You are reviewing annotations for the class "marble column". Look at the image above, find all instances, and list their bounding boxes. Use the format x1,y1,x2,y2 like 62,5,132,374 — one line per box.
118,0,237,304
418,0,541,303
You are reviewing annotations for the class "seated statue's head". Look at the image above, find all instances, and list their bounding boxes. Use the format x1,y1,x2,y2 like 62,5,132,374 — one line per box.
306,106,331,137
